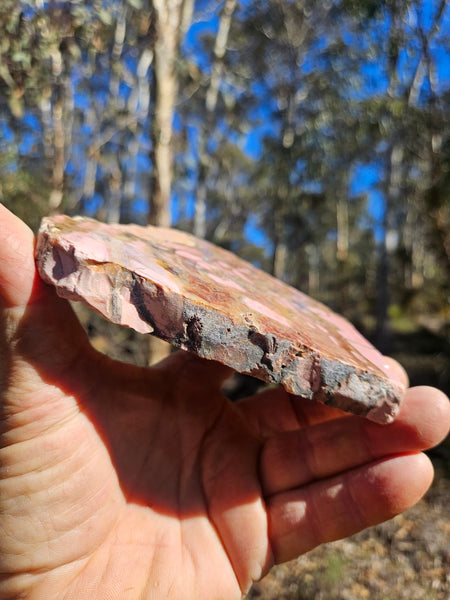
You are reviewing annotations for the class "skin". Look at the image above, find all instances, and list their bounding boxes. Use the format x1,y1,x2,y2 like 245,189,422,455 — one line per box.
0,204,449,600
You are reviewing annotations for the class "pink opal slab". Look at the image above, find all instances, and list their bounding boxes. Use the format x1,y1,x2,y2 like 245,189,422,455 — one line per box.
35,215,405,423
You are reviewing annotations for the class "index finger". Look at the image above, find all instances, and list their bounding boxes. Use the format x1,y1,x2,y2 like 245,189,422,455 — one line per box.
238,355,409,437
238,386,348,438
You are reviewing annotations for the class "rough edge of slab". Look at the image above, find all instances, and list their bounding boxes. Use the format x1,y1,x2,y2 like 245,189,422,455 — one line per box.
35,224,404,424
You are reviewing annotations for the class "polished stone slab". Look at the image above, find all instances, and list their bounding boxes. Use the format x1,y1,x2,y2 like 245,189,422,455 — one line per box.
35,215,405,422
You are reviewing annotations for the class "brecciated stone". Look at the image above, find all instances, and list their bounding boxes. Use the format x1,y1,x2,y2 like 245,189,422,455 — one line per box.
35,215,405,423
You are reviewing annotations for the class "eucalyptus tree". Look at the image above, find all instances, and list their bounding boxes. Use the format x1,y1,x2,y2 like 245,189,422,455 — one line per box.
148,0,194,227
228,0,371,295
341,0,450,343
0,0,89,218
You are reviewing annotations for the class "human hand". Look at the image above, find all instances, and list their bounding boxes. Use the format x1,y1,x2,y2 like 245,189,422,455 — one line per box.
1,205,449,600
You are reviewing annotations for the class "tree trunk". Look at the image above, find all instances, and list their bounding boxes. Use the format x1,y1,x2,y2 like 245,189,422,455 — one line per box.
194,0,237,238
123,48,154,223
149,0,186,228
104,2,127,224
48,94,65,211
106,156,122,224
336,192,349,261
147,0,191,363
271,193,288,282
376,143,403,351
306,243,320,297
47,46,67,212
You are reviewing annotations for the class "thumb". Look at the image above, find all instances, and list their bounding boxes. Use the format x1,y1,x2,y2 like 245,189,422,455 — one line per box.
0,207,93,448
0,205,90,377
0,204,46,308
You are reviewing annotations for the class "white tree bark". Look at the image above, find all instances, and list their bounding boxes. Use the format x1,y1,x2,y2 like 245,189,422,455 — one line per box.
149,0,188,227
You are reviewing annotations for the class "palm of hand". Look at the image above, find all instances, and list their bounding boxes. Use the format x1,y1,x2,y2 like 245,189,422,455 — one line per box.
1,206,449,600
2,290,264,598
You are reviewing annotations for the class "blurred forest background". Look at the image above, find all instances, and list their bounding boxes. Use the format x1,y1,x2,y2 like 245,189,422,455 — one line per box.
0,2,449,597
